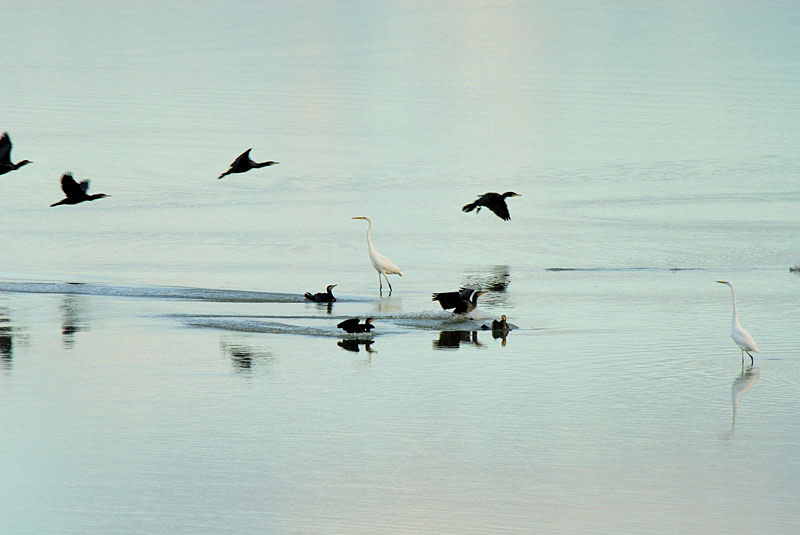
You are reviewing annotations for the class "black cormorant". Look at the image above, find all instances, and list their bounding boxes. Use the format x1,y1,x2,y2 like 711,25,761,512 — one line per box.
337,317,375,333
218,148,278,179
305,284,337,302
50,173,109,207
462,191,521,221
482,315,509,332
0,132,31,176
432,288,484,314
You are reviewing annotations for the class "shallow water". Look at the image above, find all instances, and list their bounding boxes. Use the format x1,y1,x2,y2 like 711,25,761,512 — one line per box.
2,2,800,534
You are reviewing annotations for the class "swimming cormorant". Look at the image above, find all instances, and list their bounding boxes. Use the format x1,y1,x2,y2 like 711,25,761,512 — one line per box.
432,288,484,314
218,148,278,179
482,315,509,331
50,173,109,207
462,191,521,221
0,132,32,176
337,317,375,333
305,284,337,302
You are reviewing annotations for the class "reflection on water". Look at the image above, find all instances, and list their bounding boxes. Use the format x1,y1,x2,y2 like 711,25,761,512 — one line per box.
463,265,510,291
221,341,273,375
0,306,13,369
433,330,483,350
729,367,760,439
337,339,375,353
60,295,88,349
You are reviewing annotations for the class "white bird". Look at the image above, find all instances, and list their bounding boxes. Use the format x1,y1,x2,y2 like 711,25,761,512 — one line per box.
717,280,760,366
352,216,404,295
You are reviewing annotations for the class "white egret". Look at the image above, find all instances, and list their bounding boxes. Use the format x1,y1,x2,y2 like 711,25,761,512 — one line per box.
352,216,404,295
717,280,760,365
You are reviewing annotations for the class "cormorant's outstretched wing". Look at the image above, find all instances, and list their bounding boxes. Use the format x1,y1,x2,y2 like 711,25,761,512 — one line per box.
432,291,462,310
487,200,511,221
337,318,360,332
458,288,475,300
232,148,252,166
0,133,11,164
60,173,84,198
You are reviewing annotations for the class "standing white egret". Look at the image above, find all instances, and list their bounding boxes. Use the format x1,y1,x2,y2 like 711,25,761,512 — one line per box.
717,280,760,365
352,216,404,295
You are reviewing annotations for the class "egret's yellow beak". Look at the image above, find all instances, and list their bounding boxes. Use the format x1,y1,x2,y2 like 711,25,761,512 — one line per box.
716,280,727,284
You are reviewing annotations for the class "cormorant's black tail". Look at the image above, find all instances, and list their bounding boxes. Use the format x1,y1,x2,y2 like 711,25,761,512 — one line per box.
462,201,478,213
304,292,314,301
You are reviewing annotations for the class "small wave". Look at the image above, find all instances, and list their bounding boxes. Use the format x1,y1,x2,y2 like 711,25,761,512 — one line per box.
545,266,706,272
0,280,342,303
183,317,346,337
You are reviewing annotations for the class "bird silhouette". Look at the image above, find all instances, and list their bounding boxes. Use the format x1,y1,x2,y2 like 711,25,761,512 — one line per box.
337,317,375,334
218,148,278,179
305,284,337,302
50,173,110,207
432,288,484,314
462,191,521,221
0,132,32,176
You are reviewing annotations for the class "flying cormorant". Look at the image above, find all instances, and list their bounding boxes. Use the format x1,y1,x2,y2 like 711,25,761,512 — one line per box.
0,132,31,176
218,148,278,179
305,284,337,302
337,317,375,334
432,288,484,314
50,173,109,207
462,191,521,221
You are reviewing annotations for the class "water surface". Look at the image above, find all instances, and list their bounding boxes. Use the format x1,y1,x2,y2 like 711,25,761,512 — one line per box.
2,2,800,533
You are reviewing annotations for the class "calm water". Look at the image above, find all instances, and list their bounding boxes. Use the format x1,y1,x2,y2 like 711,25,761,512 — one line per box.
2,2,800,533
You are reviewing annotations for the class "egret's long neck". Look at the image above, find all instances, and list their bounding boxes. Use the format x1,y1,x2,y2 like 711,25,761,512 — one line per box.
728,285,740,326
365,220,374,249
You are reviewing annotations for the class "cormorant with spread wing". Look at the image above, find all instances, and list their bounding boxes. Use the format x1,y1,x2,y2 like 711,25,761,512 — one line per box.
218,148,278,179
50,173,109,207
432,288,484,314
305,284,337,303
462,191,521,221
0,132,32,176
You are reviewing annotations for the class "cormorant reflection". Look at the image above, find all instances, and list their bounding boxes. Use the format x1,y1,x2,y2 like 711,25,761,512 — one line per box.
221,341,273,374
730,367,760,438
433,330,483,349
338,339,376,353
0,310,13,368
60,294,88,349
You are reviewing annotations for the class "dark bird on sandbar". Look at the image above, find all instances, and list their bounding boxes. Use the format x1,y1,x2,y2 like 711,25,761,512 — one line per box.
50,173,110,207
0,132,32,176
432,288,484,314
337,317,375,334
218,148,278,179
305,284,337,303
462,191,521,221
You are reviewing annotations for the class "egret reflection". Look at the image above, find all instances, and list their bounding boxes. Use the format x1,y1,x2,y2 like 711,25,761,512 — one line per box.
729,367,760,439
433,330,483,349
